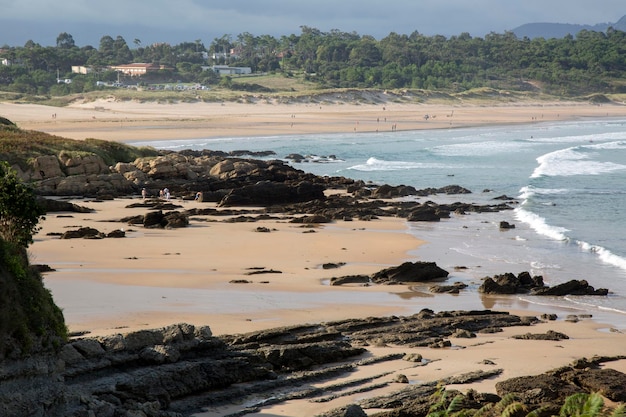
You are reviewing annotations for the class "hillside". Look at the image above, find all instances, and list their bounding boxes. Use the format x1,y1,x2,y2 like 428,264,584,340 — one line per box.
513,14,626,38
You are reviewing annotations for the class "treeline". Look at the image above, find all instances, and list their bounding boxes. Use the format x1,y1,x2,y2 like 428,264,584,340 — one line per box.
1,26,626,96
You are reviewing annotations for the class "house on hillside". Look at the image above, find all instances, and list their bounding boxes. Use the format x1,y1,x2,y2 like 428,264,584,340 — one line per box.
109,63,168,76
71,66,93,74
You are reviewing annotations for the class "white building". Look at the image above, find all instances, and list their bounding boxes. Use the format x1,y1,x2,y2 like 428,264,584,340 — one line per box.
210,65,252,75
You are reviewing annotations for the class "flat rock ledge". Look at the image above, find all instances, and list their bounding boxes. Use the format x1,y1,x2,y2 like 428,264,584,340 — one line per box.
2,310,624,417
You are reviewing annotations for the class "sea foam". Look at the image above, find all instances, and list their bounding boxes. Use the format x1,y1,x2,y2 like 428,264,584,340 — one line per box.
513,207,570,241
531,146,626,178
348,157,452,171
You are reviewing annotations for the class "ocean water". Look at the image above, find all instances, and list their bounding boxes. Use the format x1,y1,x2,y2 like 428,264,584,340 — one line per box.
130,118,626,328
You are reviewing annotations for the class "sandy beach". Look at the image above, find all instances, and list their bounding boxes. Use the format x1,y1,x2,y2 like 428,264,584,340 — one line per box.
3,98,626,142
7,98,626,415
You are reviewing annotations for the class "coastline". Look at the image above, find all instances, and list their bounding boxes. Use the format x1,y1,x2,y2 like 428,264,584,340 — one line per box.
8,98,626,415
3,99,626,142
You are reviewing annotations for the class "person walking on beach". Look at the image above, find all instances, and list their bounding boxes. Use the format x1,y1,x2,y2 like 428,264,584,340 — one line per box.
141,188,147,199
164,188,170,200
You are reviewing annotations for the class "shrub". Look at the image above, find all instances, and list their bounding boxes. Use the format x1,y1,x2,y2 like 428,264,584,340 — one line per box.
0,162,45,247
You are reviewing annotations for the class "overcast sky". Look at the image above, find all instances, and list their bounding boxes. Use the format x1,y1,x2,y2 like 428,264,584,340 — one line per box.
1,0,624,47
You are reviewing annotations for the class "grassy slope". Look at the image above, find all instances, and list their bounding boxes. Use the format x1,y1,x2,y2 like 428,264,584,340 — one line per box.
7,72,624,108
0,124,159,171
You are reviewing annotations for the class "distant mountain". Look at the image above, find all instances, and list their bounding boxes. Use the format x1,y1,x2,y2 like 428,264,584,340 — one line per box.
512,14,626,39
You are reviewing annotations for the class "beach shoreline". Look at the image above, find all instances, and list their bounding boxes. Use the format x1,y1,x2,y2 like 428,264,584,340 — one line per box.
7,98,626,415
3,99,626,142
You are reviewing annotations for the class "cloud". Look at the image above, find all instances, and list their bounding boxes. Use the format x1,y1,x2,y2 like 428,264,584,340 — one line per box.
0,0,624,46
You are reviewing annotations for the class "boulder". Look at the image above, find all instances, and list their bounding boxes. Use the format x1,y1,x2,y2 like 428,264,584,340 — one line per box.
210,159,258,179
143,210,166,228
479,272,545,294
371,261,449,284
499,221,515,229
106,229,126,238
163,211,189,228
407,203,450,222
531,280,609,296
58,152,109,176
30,155,65,180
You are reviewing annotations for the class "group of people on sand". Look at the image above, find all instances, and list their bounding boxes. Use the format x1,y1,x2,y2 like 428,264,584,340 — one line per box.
140,187,202,202
141,187,170,200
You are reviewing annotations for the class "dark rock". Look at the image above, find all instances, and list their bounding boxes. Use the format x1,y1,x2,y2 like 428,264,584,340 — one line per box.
219,180,325,207
290,214,332,224
371,184,418,198
452,328,476,338
415,185,472,195
30,264,55,273
394,374,409,383
330,275,371,286
163,211,189,228
244,269,282,275
60,227,102,239
478,272,545,294
496,374,584,404
322,262,346,269
371,261,449,284
563,368,626,402
320,404,368,417
499,221,515,229
143,210,166,227
403,353,423,362
37,197,94,213
531,280,609,296
511,330,569,341
285,153,305,162
407,204,442,222
106,229,126,238
257,341,366,371
430,282,468,293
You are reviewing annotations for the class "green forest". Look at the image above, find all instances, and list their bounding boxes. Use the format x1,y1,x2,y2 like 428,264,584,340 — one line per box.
1,26,626,97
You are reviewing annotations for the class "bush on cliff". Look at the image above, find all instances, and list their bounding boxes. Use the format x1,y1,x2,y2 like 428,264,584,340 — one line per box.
0,162,67,358
0,162,46,247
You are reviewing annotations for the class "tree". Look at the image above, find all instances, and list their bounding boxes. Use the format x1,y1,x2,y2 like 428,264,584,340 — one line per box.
56,32,76,49
0,162,45,247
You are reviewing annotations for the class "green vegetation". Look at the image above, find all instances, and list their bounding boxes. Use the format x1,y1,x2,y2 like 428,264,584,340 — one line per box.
1,27,626,101
425,386,625,417
0,123,158,171
0,162,45,247
0,162,67,358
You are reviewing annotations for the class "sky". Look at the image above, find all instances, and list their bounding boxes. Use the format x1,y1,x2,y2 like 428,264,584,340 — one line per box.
0,0,624,47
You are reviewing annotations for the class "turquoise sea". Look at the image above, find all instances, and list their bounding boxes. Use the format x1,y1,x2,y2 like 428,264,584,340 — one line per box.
130,117,626,329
